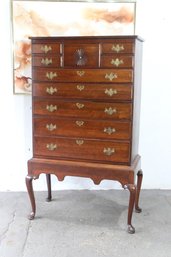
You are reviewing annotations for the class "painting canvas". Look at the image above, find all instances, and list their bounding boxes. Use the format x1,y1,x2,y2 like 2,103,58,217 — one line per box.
12,0,136,94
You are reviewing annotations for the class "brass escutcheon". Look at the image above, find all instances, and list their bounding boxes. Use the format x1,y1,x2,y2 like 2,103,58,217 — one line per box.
111,44,124,53
104,127,116,135
76,121,84,127
46,143,57,151
46,72,57,80
105,88,117,97
105,73,117,81
76,85,85,91
46,105,57,112
76,71,85,77
104,107,117,115
46,87,57,95
41,58,52,66
76,139,84,146
103,147,115,156
46,124,57,131
41,45,52,53
76,103,84,109
111,58,123,67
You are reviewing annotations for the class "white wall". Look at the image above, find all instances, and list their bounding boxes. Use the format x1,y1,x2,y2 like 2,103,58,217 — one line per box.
0,0,171,191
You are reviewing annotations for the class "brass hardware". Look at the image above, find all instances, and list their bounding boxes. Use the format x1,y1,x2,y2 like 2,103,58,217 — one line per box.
103,148,115,156
104,107,117,115
104,127,116,135
111,44,124,53
105,73,117,81
46,105,57,112
76,139,84,145
41,45,52,53
46,124,57,131
41,58,52,66
76,85,85,91
105,88,117,97
46,87,57,95
76,103,84,109
111,58,123,67
46,72,57,80
46,143,57,151
76,121,84,127
76,71,85,77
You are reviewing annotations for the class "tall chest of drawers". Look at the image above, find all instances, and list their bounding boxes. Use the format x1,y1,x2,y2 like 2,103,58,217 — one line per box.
26,36,143,233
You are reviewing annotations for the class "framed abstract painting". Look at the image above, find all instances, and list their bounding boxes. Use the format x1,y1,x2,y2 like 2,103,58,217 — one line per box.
11,0,136,94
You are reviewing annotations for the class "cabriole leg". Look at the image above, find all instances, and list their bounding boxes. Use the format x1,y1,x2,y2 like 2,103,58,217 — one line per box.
25,175,36,220
46,174,52,202
124,184,136,234
135,170,143,213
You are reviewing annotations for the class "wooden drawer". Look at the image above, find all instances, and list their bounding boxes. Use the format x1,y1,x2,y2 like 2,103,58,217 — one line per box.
33,100,132,120
101,55,133,68
32,43,60,54
34,117,131,140
101,43,134,54
32,56,61,67
64,44,99,67
33,136,130,164
33,83,133,101
33,68,133,83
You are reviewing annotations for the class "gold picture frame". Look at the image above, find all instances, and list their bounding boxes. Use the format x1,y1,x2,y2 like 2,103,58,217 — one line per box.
11,0,136,94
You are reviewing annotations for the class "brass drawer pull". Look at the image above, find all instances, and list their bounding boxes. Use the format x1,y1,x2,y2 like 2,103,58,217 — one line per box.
76,85,85,91
111,58,123,67
105,73,117,81
76,121,84,126
46,87,57,95
111,44,124,53
41,58,52,66
46,72,57,80
41,45,52,53
46,124,57,131
103,147,115,156
104,127,116,135
76,71,85,77
76,139,84,146
76,103,84,109
46,105,57,112
104,107,117,115
46,143,57,151
105,88,117,96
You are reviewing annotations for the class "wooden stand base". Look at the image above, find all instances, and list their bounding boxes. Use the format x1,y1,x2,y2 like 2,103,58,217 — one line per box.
26,155,143,234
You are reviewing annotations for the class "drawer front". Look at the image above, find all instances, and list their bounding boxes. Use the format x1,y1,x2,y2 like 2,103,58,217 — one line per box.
34,137,130,164
33,83,133,101
33,68,133,83
34,117,131,140
33,100,132,120
32,56,61,67
101,43,134,54
64,44,99,67
101,55,133,68
32,43,60,54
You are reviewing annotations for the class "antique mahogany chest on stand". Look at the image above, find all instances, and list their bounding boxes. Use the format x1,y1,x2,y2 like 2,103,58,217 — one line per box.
26,36,143,233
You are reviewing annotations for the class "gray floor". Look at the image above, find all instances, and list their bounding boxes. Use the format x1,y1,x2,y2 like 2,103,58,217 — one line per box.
0,190,171,257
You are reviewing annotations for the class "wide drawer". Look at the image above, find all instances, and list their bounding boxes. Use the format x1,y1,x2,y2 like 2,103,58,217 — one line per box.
33,68,133,83
33,83,133,101
101,43,134,54
32,56,61,67
34,117,131,140
33,100,132,120
33,136,130,164
32,43,60,54
101,55,133,68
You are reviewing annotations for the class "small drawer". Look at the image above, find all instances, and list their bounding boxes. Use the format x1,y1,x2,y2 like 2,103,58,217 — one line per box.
33,68,133,83
33,83,133,101
101,55,133,68
33,100,132,120
33,136,130,164
101,43,134,54
32,43,60,54
32,56,61,67
34,117,131,140
64,44,99,67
